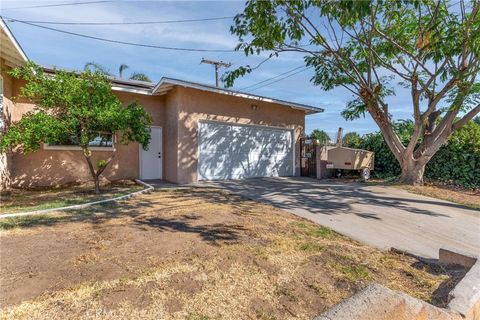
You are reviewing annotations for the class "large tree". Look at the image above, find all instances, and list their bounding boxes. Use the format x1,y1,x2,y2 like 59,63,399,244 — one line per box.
226,0,480,185
0,62,152,193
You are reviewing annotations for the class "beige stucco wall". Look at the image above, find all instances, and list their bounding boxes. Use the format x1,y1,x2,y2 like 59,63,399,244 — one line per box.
173,87,305,184
1,61,14,190
7,77,307,187
7,85,166,187
163,87,180,183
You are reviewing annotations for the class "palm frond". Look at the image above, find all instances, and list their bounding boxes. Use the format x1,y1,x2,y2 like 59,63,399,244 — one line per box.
129,73,152,82
119,64,129,78
84,62,111,75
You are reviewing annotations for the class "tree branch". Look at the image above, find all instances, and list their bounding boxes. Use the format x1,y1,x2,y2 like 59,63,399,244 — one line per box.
452,104,480,131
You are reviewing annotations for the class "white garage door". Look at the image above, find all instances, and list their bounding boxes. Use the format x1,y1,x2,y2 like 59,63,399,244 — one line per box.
198,121,294,180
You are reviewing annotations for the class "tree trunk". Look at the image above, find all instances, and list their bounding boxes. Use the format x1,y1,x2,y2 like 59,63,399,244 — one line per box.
399,159,426,186
93,175,101,194
83,147,102,194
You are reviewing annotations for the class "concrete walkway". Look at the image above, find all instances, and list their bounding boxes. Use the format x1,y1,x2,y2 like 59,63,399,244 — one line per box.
204,177,480,259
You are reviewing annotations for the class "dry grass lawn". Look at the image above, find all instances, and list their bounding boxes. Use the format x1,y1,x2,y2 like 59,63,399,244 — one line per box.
0,188,464,320
399,184,480,210
0,180,143,214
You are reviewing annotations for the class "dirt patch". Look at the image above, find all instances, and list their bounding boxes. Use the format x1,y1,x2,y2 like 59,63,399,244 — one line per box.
0,180,143,214
0,188,464,319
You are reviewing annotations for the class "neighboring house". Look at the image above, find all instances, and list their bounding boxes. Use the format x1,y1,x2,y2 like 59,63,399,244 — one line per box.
0,18,323,188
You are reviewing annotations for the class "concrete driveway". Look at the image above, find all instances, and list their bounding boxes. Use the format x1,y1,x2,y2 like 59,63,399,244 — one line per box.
204,177,480,259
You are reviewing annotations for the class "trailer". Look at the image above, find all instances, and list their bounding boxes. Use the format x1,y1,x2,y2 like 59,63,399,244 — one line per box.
325,128,375,180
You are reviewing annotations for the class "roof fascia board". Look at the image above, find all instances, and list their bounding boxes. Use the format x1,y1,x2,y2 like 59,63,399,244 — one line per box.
0,18,28,62
111,85,151,95
153,78,323,114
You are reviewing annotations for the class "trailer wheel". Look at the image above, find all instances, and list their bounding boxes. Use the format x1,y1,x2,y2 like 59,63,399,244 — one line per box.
362,168,371,181
336,169,342,178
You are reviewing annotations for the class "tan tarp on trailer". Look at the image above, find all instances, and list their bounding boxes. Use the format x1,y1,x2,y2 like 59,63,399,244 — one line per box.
326,146,374,170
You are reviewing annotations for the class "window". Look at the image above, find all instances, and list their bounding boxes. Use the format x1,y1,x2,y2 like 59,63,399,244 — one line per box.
44,133,115,150
87,133,114,147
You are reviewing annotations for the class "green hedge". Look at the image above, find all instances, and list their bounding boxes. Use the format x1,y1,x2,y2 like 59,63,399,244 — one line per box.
344,120,480,188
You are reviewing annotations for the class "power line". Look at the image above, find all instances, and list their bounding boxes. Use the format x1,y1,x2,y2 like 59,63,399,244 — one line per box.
246,67,311,92
240,65,307,91
5,16,235,25
0,1,112,11
2,17,236,53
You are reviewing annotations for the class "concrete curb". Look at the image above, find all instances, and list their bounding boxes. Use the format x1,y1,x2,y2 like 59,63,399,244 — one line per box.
0,179,154,219
447,255,480,320
314,283,461,320
314,248,480,320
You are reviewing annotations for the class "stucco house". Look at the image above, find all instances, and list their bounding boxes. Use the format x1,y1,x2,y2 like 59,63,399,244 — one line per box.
0,18,322,188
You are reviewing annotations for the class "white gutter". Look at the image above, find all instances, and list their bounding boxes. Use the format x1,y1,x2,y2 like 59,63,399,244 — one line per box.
111,85,151,96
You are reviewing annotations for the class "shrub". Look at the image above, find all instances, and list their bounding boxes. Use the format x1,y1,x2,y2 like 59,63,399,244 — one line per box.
425,121,480,188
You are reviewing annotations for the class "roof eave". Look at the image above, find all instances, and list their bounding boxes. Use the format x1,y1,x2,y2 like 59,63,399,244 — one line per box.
0,17,28,65
152,77,323,114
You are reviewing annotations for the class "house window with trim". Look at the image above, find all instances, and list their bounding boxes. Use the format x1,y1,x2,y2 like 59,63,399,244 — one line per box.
44,133,115,150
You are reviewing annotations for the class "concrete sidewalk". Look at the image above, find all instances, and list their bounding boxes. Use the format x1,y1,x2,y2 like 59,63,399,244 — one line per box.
205,177,480,259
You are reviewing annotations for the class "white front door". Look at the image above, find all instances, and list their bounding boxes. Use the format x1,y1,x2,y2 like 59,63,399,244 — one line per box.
140,127,162,180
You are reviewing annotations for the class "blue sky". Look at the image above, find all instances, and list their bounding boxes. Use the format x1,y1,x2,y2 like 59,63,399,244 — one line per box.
1,0,415,138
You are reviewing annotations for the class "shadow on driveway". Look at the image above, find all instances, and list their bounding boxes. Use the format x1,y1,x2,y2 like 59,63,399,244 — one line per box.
204,177,480,259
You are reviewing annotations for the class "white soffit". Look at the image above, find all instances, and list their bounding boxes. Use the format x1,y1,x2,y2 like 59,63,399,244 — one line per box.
0,18,28,67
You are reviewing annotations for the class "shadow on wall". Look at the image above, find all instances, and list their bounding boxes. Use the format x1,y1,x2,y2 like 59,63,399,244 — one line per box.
10,150,125,188
176,111,300,183
197,122,293,180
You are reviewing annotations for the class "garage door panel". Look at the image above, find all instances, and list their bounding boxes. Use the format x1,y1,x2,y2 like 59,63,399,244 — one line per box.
198,121,294,180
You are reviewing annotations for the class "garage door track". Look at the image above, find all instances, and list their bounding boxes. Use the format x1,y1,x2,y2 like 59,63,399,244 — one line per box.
205,177,480,259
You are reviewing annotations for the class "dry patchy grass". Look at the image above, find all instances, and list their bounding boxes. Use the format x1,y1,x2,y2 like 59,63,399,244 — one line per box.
0,180,143,214
399,184,479,210
0,188,464,320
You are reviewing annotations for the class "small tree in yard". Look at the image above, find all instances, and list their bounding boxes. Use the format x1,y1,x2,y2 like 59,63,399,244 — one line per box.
0,62,152,193
226,0,480,185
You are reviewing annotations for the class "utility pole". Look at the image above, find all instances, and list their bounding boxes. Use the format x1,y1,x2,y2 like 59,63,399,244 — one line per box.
201,58,231,87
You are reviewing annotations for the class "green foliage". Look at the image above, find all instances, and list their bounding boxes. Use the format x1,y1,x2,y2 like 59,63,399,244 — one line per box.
227,1,479,111
309,129,330,144
84,61,151,82
343,132,362,148
2,62,152,154
97,159,108,170
425,121,480,188
357,120,480,188
227,0,479,185
129,73,152,82
84,61,111,75
1,62,153,191
359,132,401,178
